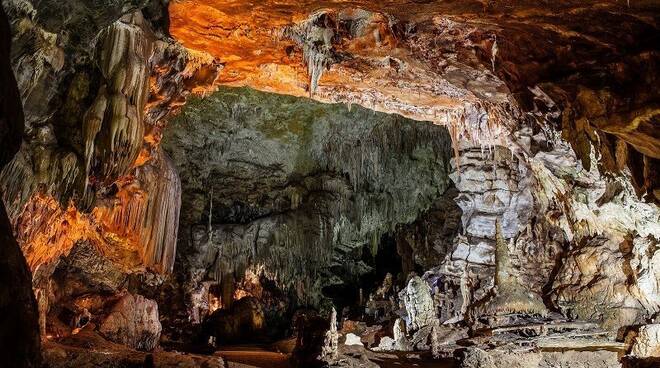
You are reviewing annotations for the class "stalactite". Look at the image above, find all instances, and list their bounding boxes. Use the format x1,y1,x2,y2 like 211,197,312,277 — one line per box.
283,10,336,97
491,35,498,73
94,149,181,273
137,151,181,273
83,11,154,189
180,93,455,303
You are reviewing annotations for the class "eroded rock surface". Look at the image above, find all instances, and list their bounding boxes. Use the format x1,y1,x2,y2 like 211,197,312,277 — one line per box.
1,0,659,367
163,86,453,309
0,4,40,367
98,293,162,351
631,324,660,359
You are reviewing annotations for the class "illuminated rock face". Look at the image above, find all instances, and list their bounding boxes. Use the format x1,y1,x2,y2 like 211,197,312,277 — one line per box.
168,0,660,203
0,0,659,366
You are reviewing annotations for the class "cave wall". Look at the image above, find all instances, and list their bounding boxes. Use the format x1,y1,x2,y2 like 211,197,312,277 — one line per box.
0,0,220,350
0,0,658,362
0,3,40,367
162,86,454,314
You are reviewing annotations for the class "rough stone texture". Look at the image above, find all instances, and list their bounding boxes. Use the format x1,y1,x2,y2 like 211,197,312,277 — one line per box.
459,347,621,368
98,293,162,351
401,276,435,331
163,86,453,308
631,324,660,358
0,4,40,367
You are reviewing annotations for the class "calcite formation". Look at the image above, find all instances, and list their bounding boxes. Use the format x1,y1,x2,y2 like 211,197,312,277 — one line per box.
0,0,659,367
476,221,547,318
82,11,153,191
402,276,436,331
631,324,660,358
165,87,453,307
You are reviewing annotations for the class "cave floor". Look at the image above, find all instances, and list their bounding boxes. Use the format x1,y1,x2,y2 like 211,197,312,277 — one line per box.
215,345,291,368
216,345,457,368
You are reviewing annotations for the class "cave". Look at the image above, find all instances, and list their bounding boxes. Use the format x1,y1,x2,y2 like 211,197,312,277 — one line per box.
0,1,659,368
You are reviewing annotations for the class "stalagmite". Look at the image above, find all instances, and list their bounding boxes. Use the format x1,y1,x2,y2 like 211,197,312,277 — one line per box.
477,220,548,317
431,319,440,359
491,35,498,73
403,276,436,330
321,307,339,362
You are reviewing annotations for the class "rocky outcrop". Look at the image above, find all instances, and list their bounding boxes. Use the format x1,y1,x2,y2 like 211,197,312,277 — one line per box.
98,293,162,351
631,324,660,359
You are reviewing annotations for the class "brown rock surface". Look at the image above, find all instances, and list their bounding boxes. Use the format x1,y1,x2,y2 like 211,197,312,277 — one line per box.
0,4,41,367
98,293,162,351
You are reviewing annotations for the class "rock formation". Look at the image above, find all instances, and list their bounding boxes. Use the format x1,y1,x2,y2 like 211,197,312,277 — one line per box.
98,293,162,351
0,4,40,367
321,307,339,362
0,0,658,367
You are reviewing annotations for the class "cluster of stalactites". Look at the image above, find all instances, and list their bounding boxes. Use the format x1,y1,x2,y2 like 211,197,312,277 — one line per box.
445,101,514,174
283,10,336,97
83,11,154,192
196,114,454,305
94,150,181,273
199,211,335,305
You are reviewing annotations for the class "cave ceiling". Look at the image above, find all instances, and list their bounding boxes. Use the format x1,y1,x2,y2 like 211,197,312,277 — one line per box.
168,0,660,200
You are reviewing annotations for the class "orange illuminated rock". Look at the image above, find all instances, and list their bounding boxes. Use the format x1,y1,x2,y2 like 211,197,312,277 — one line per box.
168,0,660,200
168,0,512,139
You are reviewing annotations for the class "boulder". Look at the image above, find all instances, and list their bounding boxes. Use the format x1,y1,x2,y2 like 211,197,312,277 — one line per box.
203,296,265,344
344,333,363,346
98,293,162,351
632,324,660,358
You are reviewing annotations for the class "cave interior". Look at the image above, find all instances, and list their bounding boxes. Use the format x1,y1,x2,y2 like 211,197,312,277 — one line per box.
0,1,659,367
